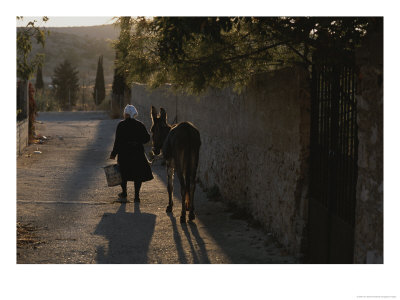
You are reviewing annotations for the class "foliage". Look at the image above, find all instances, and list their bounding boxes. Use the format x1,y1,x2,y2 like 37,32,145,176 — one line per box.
111,63,126,96
35,64,44,90
16,80,26,121
52,59,80,110
28,82,37,139
17,16,49,80
111,17,131,118
115,17,381,94
93,55,106,104
35,88,56,111
112,17,131,96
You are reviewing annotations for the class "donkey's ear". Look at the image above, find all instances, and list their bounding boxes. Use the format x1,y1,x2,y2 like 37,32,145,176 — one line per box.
160,108,167,123
151,106,158,122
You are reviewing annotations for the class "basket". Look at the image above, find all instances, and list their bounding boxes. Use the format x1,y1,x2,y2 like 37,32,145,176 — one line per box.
103,164,122,187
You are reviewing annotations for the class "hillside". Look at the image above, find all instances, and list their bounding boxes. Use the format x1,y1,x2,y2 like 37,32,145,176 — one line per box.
20,24,120,86
47,24,120,40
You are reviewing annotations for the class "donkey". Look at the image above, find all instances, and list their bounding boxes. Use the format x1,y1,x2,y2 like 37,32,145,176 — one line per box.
150,106,201,223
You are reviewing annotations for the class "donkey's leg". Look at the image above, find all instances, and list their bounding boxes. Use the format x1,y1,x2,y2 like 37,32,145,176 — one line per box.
188,153,199,221
176,171,187,223
188,177,196,221
166,165,174,212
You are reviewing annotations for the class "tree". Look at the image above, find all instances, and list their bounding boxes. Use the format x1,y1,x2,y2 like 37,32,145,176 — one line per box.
52,59,80,110
17,17,49,122
93,55,105,105
111,58,126,96
112,17,131,97
115,17,380,94
35,64,44,90
111,17,132,117
17,16,49,80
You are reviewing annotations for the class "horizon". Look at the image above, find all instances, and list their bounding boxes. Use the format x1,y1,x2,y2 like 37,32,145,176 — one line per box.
17,16,116,28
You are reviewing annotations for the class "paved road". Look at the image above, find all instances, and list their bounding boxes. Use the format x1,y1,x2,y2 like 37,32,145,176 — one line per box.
17,111,298,264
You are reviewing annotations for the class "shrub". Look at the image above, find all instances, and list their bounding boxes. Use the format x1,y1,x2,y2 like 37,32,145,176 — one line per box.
28,82,37,140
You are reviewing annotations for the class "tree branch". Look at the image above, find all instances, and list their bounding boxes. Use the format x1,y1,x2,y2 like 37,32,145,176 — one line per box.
284,43,312,65
179,40,288,66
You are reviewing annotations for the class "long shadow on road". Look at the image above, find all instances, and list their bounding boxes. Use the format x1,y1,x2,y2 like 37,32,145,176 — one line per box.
167,213,211,263
34,112,118,207
94,203,156,263
55,118,117,205
181,222,211,263
152,163,214,264
168,213,188,263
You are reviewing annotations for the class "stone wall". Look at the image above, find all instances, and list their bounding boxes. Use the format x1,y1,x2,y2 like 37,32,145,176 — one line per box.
354,29,384,263
17,119,29,156
131,66,310,256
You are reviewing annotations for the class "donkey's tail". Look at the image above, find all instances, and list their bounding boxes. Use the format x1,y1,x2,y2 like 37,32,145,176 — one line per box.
182,124,200,212
185,191,190,211
185,150,200,211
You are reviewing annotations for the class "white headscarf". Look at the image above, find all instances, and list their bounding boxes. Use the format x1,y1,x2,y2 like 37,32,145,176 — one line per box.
124,105,138,118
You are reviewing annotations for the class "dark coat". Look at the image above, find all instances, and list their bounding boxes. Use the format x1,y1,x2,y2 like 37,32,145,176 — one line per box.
111,118,153,182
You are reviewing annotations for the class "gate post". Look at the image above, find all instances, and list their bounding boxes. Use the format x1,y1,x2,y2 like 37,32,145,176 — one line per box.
353,23,383,264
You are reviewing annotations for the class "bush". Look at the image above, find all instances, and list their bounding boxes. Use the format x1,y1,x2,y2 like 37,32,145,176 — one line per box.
28,82,37,140
35,89,60,112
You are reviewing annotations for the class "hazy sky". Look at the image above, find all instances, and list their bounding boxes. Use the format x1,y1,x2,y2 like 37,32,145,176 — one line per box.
17,16,116,27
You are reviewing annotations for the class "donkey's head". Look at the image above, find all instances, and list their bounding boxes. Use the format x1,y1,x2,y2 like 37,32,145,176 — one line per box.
150,106,171,155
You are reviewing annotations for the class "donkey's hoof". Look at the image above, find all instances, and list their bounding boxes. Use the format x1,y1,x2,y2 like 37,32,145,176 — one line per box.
180,216,186,223
189,212,196,221
166,206,172,213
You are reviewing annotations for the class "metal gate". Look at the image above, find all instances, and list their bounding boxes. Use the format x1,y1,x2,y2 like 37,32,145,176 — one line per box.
308,49,358,263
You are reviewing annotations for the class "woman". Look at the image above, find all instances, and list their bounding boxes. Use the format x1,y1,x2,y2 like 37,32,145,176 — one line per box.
110,105,153,202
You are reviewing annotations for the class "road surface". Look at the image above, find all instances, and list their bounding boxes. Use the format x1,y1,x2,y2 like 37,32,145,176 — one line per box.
17,111,298,264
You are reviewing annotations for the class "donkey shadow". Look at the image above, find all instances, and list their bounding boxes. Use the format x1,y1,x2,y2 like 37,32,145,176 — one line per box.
152,162,210,263
182,220,211,263
167,212,211,264
94,202,156,263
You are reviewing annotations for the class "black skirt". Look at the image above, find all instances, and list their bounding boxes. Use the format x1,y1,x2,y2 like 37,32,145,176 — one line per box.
118,147,153,182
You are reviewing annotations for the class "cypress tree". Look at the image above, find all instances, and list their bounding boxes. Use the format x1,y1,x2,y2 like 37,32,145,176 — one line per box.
93,55,105,105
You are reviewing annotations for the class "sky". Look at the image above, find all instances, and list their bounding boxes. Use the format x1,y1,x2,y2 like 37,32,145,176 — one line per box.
17,16,116,27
